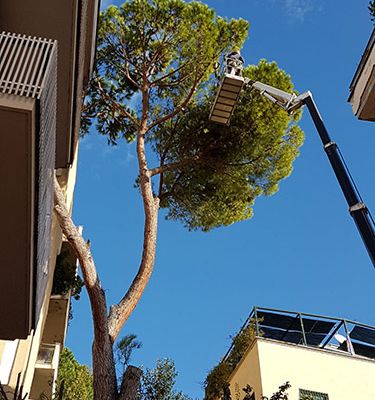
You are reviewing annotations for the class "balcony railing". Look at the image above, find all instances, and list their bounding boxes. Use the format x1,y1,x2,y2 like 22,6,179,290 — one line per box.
36,343,60,369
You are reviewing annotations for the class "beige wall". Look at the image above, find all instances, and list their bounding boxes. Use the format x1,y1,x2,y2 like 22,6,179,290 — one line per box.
229,338,375,400
229,340,262,400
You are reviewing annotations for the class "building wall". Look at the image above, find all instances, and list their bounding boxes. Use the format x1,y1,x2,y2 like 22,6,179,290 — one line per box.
229,340,262,400
0,150,79,397
229,338,375,400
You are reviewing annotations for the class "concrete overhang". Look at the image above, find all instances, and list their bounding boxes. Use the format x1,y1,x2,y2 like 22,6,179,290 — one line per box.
349,29,375,121
41,295,70,346
0,32,57,340
0,95,36,339
0,0,99,168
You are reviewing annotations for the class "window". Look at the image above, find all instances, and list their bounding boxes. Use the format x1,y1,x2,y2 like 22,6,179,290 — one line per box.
299,389,329,400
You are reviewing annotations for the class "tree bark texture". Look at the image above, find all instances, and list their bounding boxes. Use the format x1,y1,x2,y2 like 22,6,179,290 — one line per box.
119,366,142,400
108,110,160,342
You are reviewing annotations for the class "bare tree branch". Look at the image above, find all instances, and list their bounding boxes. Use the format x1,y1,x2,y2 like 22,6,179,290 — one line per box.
96,78,140,128
147,78,200,131
150,60,193,87
119,366,142,400
108,84,160,343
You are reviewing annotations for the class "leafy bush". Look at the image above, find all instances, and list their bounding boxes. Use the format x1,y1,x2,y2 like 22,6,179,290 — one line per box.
52,246,84,300
55,348,93,400
204,321,258,400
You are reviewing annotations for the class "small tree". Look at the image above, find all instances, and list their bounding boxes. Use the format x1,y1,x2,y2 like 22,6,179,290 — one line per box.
53,0,303,398
115,333,142,390
140,359,191,400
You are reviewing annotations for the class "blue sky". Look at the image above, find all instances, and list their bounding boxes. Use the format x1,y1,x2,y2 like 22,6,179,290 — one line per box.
67,1,375,398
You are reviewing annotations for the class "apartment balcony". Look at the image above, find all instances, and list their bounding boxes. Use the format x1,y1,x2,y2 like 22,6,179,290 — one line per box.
0,33,57,340
29,343,61,400
0,0,99,168
41,295,71,347
349,29,375,121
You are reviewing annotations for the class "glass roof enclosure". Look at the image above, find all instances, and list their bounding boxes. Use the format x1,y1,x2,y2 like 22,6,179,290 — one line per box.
224,307,375,361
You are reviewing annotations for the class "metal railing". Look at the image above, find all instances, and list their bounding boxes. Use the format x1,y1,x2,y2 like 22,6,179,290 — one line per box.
223,306,375,362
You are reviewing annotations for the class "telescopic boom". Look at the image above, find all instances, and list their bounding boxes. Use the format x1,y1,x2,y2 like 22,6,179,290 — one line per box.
209,70,375,267
246,80,375,267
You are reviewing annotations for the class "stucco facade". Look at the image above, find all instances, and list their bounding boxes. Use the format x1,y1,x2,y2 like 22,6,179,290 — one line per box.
229,337,375,400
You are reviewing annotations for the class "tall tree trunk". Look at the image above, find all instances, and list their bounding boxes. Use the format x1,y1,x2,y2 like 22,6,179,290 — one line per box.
108,120,160,342
108,84,160,342
92,335,118,400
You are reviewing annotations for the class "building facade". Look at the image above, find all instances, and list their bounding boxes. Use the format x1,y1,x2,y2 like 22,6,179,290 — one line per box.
0,0,98,398
224,307,375,400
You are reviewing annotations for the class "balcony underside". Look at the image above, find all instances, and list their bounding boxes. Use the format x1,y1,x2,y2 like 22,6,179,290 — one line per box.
0,95,36,339
42,296,70,345
0,0,99,168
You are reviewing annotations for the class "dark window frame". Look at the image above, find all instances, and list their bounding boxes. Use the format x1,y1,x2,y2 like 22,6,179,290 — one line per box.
299,388,329,400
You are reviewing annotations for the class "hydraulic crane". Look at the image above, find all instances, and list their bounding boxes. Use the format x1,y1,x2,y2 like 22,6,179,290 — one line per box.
209,54,375,268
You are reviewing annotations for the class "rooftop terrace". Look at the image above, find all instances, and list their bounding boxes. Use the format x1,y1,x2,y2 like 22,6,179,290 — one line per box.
224,306,375,362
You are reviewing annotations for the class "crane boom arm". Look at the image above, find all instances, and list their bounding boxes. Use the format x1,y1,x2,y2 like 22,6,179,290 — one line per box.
248,79,375,268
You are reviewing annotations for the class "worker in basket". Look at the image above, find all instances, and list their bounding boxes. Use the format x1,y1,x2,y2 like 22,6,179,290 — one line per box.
225,50,244,76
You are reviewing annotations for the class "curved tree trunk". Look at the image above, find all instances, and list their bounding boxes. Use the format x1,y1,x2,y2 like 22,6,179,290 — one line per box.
108,112,160,342
53,80,163,398
54,178,118,400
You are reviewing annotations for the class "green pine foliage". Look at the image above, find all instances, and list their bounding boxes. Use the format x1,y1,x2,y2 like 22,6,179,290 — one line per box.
83,0,304,232
54,348,93,400
115,333,142,387
157,60,303,231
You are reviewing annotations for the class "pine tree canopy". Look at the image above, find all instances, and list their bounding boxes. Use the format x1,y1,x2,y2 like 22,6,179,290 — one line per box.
83,0,304,231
